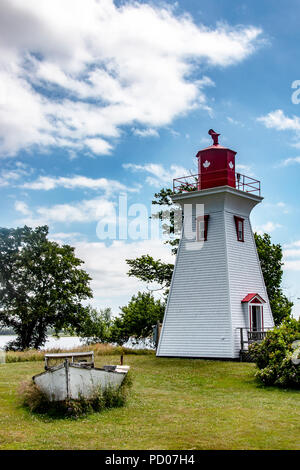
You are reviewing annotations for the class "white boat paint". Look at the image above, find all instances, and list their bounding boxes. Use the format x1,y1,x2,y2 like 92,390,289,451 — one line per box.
33,362,130,401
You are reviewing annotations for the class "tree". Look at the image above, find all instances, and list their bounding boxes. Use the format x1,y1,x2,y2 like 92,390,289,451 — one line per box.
76,306,113,345
110,292,165,345
254,233,293,325
126,255,173,291
152,187,179,255
0,226,93,350
126,188,293,325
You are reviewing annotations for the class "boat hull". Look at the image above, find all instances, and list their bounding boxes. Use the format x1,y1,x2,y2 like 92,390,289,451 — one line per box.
33,363,129,401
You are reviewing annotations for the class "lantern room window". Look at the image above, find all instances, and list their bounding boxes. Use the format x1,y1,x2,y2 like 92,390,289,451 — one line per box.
196,215,209,241
234,216,244,242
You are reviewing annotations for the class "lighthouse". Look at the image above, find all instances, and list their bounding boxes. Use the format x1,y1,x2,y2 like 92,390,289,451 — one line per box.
157,130,274,359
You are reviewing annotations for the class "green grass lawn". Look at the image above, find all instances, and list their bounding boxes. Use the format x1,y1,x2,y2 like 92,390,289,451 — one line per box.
0,355,299,450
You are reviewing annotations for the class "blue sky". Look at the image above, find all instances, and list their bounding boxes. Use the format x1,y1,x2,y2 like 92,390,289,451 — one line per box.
0,0,299,317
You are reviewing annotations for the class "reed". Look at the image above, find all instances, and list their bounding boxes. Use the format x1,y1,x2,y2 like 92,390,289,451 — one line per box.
6,343,155,363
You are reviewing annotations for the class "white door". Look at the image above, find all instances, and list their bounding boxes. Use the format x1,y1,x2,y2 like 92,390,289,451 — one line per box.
250,305,263,331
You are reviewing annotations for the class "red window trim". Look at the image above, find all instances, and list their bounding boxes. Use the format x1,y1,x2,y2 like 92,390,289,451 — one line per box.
234,215,244,242
249,304,251,330
250,297,262,304
196,214,209,241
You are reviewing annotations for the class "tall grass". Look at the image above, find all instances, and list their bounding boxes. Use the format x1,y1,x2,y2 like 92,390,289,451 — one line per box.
6,343,155,363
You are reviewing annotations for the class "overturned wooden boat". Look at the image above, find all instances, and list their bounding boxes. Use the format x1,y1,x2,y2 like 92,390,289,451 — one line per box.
33,351,130,401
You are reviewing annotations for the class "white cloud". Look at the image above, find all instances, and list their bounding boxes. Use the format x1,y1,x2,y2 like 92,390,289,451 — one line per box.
132,128,159,138
0,0,263,157
50,232,85,245
0,162,31,186
283,240,300,271
254,221,282,235
257,109,300,131
282,240,300,272
284,240,300,249
199,137,211,145
123,162,191,187
15,196,115,225
283,260,300,271
21,174,139,193
38,198,115,224
279,156,300,166
73,238,174,309
84,138,113,155
14,200,31,216
263,201,290,214
227,116,244,126
283,249,300,259
257,109,300,154
235,163,255,177
51,232,83,240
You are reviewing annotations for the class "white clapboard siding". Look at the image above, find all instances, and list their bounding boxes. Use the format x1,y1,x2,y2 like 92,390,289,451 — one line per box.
157,210,233,358
225,212,274,356
157,186,274,359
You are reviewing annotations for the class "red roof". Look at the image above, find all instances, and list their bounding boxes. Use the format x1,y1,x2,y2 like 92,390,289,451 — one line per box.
196,144,237,155
241,293,266,303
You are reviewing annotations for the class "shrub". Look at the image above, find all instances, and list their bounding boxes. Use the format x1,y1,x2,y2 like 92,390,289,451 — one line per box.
249,318,300,388
19,371,133,418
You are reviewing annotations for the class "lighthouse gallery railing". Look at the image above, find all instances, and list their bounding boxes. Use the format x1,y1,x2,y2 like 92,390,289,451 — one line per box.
173,170,261,196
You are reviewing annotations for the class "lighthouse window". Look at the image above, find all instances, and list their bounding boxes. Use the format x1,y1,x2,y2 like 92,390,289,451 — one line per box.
234,216,244,242
196,215,209,241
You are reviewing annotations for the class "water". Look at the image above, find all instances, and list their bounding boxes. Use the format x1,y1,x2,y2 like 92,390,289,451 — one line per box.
0,335,83,350
0,335,153,351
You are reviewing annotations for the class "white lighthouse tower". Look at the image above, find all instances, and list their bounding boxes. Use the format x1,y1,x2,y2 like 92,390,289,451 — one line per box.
157,130,274,359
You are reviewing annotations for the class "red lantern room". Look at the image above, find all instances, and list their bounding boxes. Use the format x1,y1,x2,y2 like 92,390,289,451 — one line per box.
173,129,261,195
196,129,236,190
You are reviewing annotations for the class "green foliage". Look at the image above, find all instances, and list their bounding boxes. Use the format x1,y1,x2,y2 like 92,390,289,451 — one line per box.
254,233,293,325
0,225,93,350
76,306,113,344
249,318,300,388
19,371,133,418
152,187,174,206
268,291,293,327
152,187,180,255
111,292,165,345
126,255,173,290
176,183,197,193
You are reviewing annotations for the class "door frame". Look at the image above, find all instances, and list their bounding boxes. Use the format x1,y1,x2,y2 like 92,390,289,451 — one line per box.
249,303,264,331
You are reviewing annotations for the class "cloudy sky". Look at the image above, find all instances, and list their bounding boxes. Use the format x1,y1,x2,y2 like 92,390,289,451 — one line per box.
0,0,299,317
